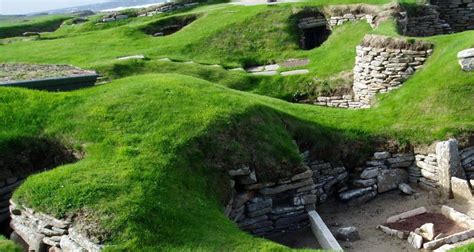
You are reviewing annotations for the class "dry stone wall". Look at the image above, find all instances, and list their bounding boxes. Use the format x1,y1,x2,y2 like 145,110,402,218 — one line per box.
408,142,474,193
430,0,474,33
310,36,432,109
9,201,102,252
397,5,452,36
352,41,432,106
328,13,376,28
225,166,318,236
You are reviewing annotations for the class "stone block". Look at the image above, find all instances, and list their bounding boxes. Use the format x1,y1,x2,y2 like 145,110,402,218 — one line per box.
436,139,465,199
451,177,473,201
377,169,409,193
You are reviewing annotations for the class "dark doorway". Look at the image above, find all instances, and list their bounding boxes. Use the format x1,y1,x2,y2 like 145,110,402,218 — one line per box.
300,25,331,50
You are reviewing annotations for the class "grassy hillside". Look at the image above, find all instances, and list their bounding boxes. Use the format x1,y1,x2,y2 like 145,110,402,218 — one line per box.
0,0,473,251
0,14,72,39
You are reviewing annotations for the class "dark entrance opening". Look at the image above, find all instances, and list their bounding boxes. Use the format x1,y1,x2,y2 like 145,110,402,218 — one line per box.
300,24,331,50
293,9,331,50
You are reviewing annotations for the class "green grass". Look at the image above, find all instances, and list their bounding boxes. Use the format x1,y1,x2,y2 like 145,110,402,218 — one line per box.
0,236,21,252
452,243,474,252
0,0,473,250
0,14,72,39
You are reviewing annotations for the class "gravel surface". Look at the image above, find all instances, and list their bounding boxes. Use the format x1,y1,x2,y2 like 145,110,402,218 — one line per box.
0,63,96,83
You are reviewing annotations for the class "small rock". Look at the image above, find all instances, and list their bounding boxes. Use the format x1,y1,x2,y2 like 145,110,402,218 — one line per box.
336,226,360,242
416,223,435,241
408,231,423,249
398,183,414,195
458,48,474,71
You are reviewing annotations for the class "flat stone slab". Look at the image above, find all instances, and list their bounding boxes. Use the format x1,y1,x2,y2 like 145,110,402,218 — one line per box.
251,71,278,76
386,206,427,223
280,58,310,68
451,177,473,201
308,210,343,251
280,69,309,76
117,55,145,60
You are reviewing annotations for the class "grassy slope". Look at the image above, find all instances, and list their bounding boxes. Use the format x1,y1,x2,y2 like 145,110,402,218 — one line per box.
0,0,473,251
0,14,72,39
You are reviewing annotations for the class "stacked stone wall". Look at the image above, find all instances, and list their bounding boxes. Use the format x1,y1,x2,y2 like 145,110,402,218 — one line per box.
398,5,452,36
328,13,376,28
9,201,102,251
431,0,474,32
225,166,319,236
352,43,432,106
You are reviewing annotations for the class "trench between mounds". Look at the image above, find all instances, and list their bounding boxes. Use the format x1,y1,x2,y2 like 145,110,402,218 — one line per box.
0,137,80,242
225,136,474,251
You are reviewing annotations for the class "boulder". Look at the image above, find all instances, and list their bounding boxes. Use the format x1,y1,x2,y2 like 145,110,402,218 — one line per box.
377,169,408,193
451,177,473,201
458,48,474,71
336,226,360,242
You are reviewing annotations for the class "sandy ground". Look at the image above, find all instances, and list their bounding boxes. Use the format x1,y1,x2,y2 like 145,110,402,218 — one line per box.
270,185,474,251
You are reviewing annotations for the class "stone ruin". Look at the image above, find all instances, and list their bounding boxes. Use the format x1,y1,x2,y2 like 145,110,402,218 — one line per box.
223,137,474,246
293,10,332,50
141,15,198,37
3,135,473,251
397,0,474,37
313,35,433,109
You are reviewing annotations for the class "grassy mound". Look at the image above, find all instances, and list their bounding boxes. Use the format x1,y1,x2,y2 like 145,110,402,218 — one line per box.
0,14,72,39
0,0,473,250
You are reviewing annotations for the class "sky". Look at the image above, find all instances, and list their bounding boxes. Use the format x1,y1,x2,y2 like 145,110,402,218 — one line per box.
0,0,110,15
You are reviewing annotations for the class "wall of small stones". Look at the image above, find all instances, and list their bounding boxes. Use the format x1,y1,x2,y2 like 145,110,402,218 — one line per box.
352,44,432,106
309,36,432,109
397,5,452,37
430,0,474,33
406,144,474,192
9,201,102,252
225,166,318,236
328,13,376,28
226,138,473,238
